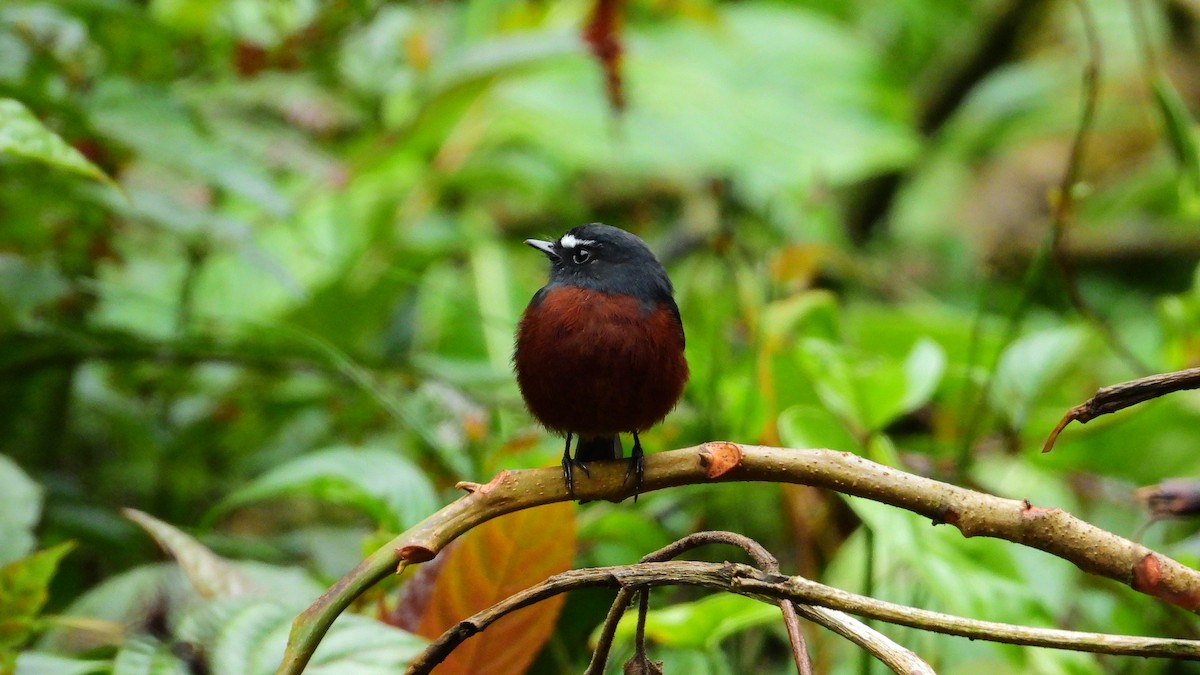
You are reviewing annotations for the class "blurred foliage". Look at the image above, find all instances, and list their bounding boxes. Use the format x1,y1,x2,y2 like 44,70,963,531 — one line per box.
5,0,1200,673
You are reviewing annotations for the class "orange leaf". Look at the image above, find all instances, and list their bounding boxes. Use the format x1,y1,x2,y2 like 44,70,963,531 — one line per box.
413,502,577,674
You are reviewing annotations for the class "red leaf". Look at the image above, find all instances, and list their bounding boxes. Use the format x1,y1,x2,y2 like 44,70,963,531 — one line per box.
411,503,577,674
583,0,625,112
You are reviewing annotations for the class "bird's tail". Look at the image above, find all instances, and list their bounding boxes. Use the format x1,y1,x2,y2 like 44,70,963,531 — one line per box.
574,435,622,463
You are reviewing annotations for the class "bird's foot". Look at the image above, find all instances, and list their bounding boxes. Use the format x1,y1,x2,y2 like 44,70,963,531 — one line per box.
561,449,591,498
624,434,645,502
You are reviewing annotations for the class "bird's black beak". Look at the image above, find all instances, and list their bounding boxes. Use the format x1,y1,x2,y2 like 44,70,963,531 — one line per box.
524,238,558,259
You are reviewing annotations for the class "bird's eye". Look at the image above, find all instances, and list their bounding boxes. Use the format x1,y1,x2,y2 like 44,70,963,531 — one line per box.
572,249,592,264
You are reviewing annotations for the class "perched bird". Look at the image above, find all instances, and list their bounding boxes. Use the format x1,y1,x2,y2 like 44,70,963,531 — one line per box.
514,223,689,498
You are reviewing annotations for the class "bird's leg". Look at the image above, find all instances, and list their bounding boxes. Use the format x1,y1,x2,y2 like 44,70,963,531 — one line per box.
625,432,645,501
560,433,591,497
561,433,575,496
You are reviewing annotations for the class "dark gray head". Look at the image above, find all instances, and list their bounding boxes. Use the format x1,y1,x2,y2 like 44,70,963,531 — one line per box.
525,223,675,303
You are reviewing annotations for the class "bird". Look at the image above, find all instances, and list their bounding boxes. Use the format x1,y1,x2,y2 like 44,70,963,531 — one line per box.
514,223,689,499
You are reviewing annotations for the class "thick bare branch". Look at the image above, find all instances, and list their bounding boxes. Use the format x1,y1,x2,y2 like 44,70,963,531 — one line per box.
277,443,1200,674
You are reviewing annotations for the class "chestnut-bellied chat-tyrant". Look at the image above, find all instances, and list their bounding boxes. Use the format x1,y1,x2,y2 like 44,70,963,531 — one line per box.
514,223,688,499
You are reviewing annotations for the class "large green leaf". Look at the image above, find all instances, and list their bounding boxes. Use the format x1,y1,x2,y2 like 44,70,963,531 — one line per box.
797,338,946,434
307,612,429,674
199,600,291,675
0,455,41,565
990,327,1088,429
0,99,115,187
212,446,439,531
87,81,289,216
777,404,859,452
485,4,920,218
40,560,324,656
177,597,426,675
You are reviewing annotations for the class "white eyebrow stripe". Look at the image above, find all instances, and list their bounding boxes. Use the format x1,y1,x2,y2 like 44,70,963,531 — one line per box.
560,234,596,248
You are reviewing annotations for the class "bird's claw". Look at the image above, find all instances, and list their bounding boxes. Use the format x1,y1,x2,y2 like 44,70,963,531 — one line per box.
561,454,591,498
625,439,645,502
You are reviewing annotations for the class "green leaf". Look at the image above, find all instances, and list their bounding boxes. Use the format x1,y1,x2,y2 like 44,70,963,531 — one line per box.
486,4,919,211
204,600,289,675
0,455,42,565
608,594,778,651
0,543,74,656
797,338,943,433
212,446,439,531
178,597,426,675
123,509,255,599
307,614,428,674
635,647,734,675
991,327,1087,428
0,99,115,187
828,498,1052,633
38,564,181,654
796,339,867,430
760,290,841,347
110,638,189,675
41,561,323,657
88,81,289,216
14,652,108,675
1151,74,1200,214
428,32,580,93
900,337,947,414
0,256,71,332
577,509,674,568
777,404,859,452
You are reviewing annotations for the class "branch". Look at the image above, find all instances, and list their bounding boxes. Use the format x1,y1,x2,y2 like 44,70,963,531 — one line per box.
403,560,1200,675
1049,0,1152,374
584,531,814,675
1042,367,1200,452
583,531,924,675
790,605,933,675
276,443,1200,674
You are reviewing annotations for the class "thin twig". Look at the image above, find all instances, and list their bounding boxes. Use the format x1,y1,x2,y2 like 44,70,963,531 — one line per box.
957,0,1151,474
1051,0,1152,374
633,589,650,663
585,532,813,675
585,587,636,675
788,605,934,675
1042,367,1200,451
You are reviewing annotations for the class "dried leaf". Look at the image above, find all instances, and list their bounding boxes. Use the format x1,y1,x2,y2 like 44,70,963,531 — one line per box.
411,503,577,674
123,509,255,599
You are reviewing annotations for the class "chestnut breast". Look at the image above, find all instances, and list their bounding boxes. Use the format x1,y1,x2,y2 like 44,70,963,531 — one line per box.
515,286,688,436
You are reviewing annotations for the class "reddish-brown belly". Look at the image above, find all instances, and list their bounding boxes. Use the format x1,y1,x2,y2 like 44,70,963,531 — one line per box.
515,287,688,435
